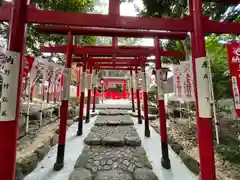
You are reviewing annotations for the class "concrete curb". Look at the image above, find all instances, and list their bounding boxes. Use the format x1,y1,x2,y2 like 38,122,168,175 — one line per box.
150,123,200,176
16,134,59,180
129,112,159,121
16,119,75,180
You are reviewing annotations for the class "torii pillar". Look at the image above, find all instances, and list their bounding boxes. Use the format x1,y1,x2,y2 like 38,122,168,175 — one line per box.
141,57,150,137
77,59,87,136
0,1,29,178
92,70,97,112
154,37,170,169
130,69,135,112
123,80,127,99
54,32,73,170
85,64,92,123
136,66,142,124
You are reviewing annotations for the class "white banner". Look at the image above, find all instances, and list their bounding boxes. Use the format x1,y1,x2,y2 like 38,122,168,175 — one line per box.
0,48,20,121
172,64,184,100
156,69,164,100
30,58,64,92
141,72,147,92
196,57,212,118
181,60,195,102
81,71,86,92
87,73,92,89
30,57,48,85
49,63,64,91
132,71,136,92
62,68,71,100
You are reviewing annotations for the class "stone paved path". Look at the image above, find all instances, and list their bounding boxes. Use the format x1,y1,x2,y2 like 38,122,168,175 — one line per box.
69,110,158,180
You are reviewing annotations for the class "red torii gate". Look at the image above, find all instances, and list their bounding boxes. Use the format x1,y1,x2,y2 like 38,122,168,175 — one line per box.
74,57,149,116
91,63,144,120
100,77,129,99
40,45,183,142
40,45,184,57
0,0,239,179
40,45,154,138
87,61,149,123
73,58,152,115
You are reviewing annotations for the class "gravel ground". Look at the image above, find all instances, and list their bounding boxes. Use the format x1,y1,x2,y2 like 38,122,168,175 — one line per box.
150,118,240,180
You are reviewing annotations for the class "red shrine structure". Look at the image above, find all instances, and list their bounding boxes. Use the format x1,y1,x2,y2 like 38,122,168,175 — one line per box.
0,0,239,180
101,77,129,99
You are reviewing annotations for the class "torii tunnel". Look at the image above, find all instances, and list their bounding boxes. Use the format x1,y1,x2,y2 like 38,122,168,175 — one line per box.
0,0,239,180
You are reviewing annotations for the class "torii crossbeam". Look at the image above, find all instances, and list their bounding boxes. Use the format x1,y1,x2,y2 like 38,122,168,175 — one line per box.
40,45,184,57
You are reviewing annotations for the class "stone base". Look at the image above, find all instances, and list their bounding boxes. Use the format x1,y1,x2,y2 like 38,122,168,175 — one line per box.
74,146,154,178
99,110,129,116
84,125,141,146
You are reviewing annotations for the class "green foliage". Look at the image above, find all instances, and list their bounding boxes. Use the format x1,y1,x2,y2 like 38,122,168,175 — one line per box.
234,15,240,22
108,85,123,92
161,39,187,64
96,37,140,46
0,0,96,60
32,0,96,57
140,0,232,20
37,0,95,12
216,144,240,164
115,84,123,92
140,0,238,64
206,35,232,100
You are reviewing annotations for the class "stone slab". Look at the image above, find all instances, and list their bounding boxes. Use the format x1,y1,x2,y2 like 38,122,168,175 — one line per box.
129,112,158,121
133,168,158,180
98,110,129,116
84,126,141,146
95,115,134,126
69,167,92,180
95,169,132,180
74,146,153,177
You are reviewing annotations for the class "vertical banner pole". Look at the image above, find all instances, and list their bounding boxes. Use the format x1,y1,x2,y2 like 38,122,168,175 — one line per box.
141,57,150,137
154,37,170,169
39,83,44,127
76,68,80,98
40,98,43,127
85,62,92,123
50,84,54,121
207,58,219,144
188,103,192,128
47,83,50,103
24,76,28,102
102,81,104,103
0,0,29,179
136,66,142,124
26,73,31,134
54,84,57,104
54,32,73,171
77,60,87,136
92,70,97,112
191,0,216,179
30,83,34,102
